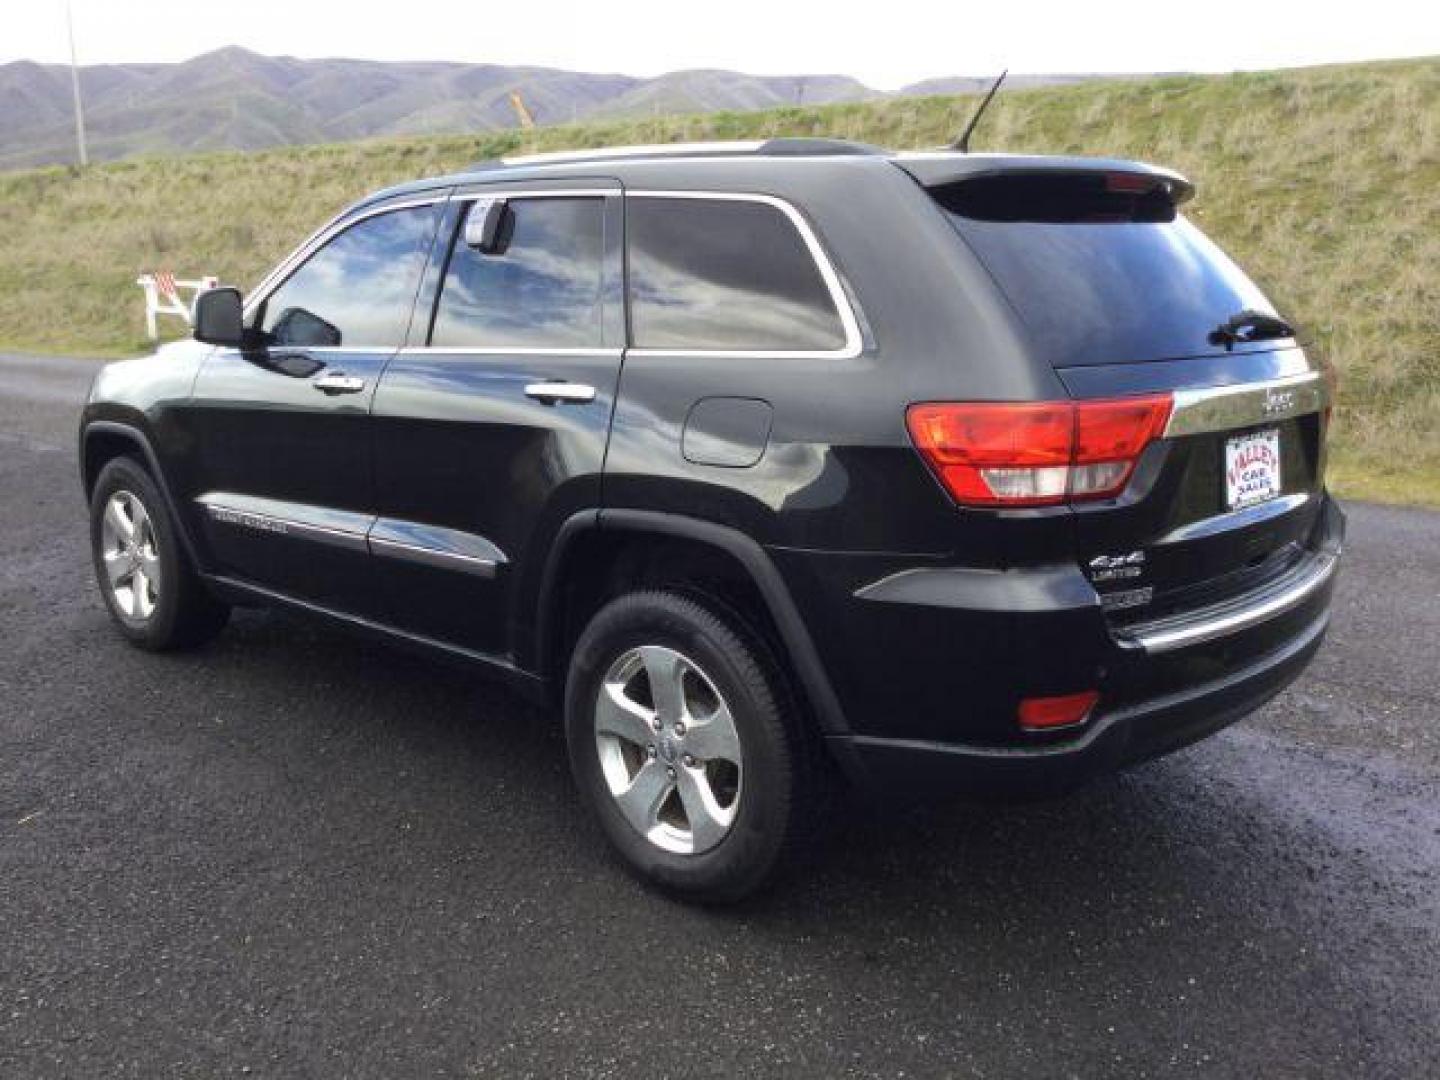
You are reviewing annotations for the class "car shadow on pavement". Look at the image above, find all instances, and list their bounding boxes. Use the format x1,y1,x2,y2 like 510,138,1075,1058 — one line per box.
196,606,1341,925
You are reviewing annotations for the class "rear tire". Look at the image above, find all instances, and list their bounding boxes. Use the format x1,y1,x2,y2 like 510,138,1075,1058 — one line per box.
565,589,809,904
89,456,230,651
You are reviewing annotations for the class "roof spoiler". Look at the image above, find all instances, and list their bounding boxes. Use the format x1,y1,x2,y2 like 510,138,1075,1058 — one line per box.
894,154,1196,205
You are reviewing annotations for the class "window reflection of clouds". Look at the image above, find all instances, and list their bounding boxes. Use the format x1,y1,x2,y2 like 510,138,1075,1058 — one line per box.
955,214,1271,366
629,200,847,352
432,199,604,348
262,207,436,347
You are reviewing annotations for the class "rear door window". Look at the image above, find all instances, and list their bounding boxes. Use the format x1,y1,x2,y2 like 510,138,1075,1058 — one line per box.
933,174,1280,367
431,197,605,348
627,196,848,352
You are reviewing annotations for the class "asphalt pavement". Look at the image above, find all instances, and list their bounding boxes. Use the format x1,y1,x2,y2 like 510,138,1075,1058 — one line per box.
2,352,1437,1078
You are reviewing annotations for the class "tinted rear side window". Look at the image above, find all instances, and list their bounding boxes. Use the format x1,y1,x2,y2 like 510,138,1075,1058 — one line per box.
432,197,605,348
934,175,1279,367
627,197,847,352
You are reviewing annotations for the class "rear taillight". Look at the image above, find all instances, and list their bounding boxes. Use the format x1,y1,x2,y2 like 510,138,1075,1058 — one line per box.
906,396,1173,507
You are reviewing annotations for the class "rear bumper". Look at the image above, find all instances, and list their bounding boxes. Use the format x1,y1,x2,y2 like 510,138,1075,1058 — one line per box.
771,494,1344,799
829,604,1328,798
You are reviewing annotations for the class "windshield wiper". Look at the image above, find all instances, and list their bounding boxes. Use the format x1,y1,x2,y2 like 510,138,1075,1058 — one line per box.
1208,309,1295,349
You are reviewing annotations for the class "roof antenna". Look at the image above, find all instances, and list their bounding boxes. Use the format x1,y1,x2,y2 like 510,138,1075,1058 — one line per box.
951,69,1008,152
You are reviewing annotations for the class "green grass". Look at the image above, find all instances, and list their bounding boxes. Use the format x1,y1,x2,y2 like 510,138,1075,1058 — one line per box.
2,57,1437,505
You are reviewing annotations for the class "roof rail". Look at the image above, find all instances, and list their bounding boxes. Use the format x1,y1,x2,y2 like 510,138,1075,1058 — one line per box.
498,137,886,168
500,141,764,166
756,138,886,156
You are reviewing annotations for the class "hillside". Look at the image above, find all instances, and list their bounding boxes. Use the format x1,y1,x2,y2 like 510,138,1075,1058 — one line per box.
0,56,1435,504
0,48,1122,169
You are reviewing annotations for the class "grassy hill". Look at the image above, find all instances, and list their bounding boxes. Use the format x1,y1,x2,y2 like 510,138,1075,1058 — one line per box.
0,56,1436,504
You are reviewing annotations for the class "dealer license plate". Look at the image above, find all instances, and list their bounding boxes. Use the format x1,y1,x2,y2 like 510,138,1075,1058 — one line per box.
1225,428,1282,510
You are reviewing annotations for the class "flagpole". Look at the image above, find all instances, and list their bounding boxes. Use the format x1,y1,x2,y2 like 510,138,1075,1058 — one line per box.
66,0,89,167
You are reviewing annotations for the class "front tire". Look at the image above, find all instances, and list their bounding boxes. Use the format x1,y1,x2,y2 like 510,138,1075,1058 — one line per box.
89,456,229,651
565,590,807,903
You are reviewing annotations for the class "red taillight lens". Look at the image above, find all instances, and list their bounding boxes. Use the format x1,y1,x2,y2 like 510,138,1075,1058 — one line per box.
906,395,1172,507
1018,690,1099,731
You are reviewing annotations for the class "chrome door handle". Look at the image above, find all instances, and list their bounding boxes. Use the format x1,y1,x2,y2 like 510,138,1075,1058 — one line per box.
313,372,366,395
525,381,596,404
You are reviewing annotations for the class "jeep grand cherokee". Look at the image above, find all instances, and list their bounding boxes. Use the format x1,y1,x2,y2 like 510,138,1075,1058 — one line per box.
80,139,1343,901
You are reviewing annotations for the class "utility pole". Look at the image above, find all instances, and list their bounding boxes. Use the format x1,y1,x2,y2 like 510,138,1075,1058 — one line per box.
66,0,89,167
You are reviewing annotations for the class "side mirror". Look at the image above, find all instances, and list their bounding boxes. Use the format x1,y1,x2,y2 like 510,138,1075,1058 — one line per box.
270,306,341,347
193,287,245,347
464,197,511,254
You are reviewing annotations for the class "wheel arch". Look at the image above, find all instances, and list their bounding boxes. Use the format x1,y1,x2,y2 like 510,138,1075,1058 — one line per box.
81,420,206,571
530,508,852,739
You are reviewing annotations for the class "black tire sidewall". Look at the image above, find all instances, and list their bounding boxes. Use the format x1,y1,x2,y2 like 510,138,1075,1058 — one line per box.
89,457,190,649
565,591,797,902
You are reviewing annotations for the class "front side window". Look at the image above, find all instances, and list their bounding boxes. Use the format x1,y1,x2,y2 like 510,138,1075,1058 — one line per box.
431,197,606,349
259,204,439,348
627,197,847,352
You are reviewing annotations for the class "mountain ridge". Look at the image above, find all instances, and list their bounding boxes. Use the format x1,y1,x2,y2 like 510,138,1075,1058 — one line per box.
0,46,1126,168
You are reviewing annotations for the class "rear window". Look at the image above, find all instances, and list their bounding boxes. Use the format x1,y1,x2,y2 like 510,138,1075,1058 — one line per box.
627,197,848,352
933,174,1282,367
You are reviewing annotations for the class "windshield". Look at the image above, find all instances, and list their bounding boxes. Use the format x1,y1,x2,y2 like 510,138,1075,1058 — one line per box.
933,175,1287,367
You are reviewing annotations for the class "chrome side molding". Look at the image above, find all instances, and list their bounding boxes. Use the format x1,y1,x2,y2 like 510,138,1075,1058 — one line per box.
1115,551,1338,654
198,493,506,578
1165,368,1328,438
368,518,506,578
197,492,371,552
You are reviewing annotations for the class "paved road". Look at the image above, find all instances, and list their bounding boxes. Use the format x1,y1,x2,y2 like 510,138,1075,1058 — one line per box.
2,352,1437,1078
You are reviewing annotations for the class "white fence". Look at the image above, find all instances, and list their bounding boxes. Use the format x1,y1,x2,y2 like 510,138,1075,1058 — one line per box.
136,271,218,341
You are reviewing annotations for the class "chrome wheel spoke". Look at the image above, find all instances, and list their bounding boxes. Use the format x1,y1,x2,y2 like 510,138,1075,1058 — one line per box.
130,568,151,617
104,497,136,543
103,549,134,587
675,765,733,852
138,549,161,584
639,645,688,724
684,701,742,764
613,759,673,836
595,681,657,746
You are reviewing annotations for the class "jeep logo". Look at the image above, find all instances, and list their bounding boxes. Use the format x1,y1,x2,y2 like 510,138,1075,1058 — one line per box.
1262,388,1296,417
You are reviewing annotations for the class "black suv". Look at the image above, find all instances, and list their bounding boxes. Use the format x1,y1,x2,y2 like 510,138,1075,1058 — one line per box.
80,139,1343,901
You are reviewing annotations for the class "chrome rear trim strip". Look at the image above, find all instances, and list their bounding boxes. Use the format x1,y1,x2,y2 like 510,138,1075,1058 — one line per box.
1165,369,1327,438
1115,551,1338,654
1154,492,1312,546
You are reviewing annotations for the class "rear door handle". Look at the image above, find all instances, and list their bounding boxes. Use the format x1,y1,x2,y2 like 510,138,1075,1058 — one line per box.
313,372,366,395
525,381,596,404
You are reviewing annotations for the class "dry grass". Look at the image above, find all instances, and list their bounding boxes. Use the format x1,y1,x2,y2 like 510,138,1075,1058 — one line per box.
1,56,1436,504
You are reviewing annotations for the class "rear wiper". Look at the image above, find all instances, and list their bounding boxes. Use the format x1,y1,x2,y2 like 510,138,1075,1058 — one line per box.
1208,309,1295,349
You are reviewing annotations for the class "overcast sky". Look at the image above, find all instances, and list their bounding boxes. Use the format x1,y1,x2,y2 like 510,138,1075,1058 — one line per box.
6,0,1438,90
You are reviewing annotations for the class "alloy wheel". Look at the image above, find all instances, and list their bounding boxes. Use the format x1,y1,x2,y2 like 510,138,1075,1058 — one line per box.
100,490,161,620
594,645,743,855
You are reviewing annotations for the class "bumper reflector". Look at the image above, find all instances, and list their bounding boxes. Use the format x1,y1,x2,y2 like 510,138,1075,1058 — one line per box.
1018,690,1100,731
